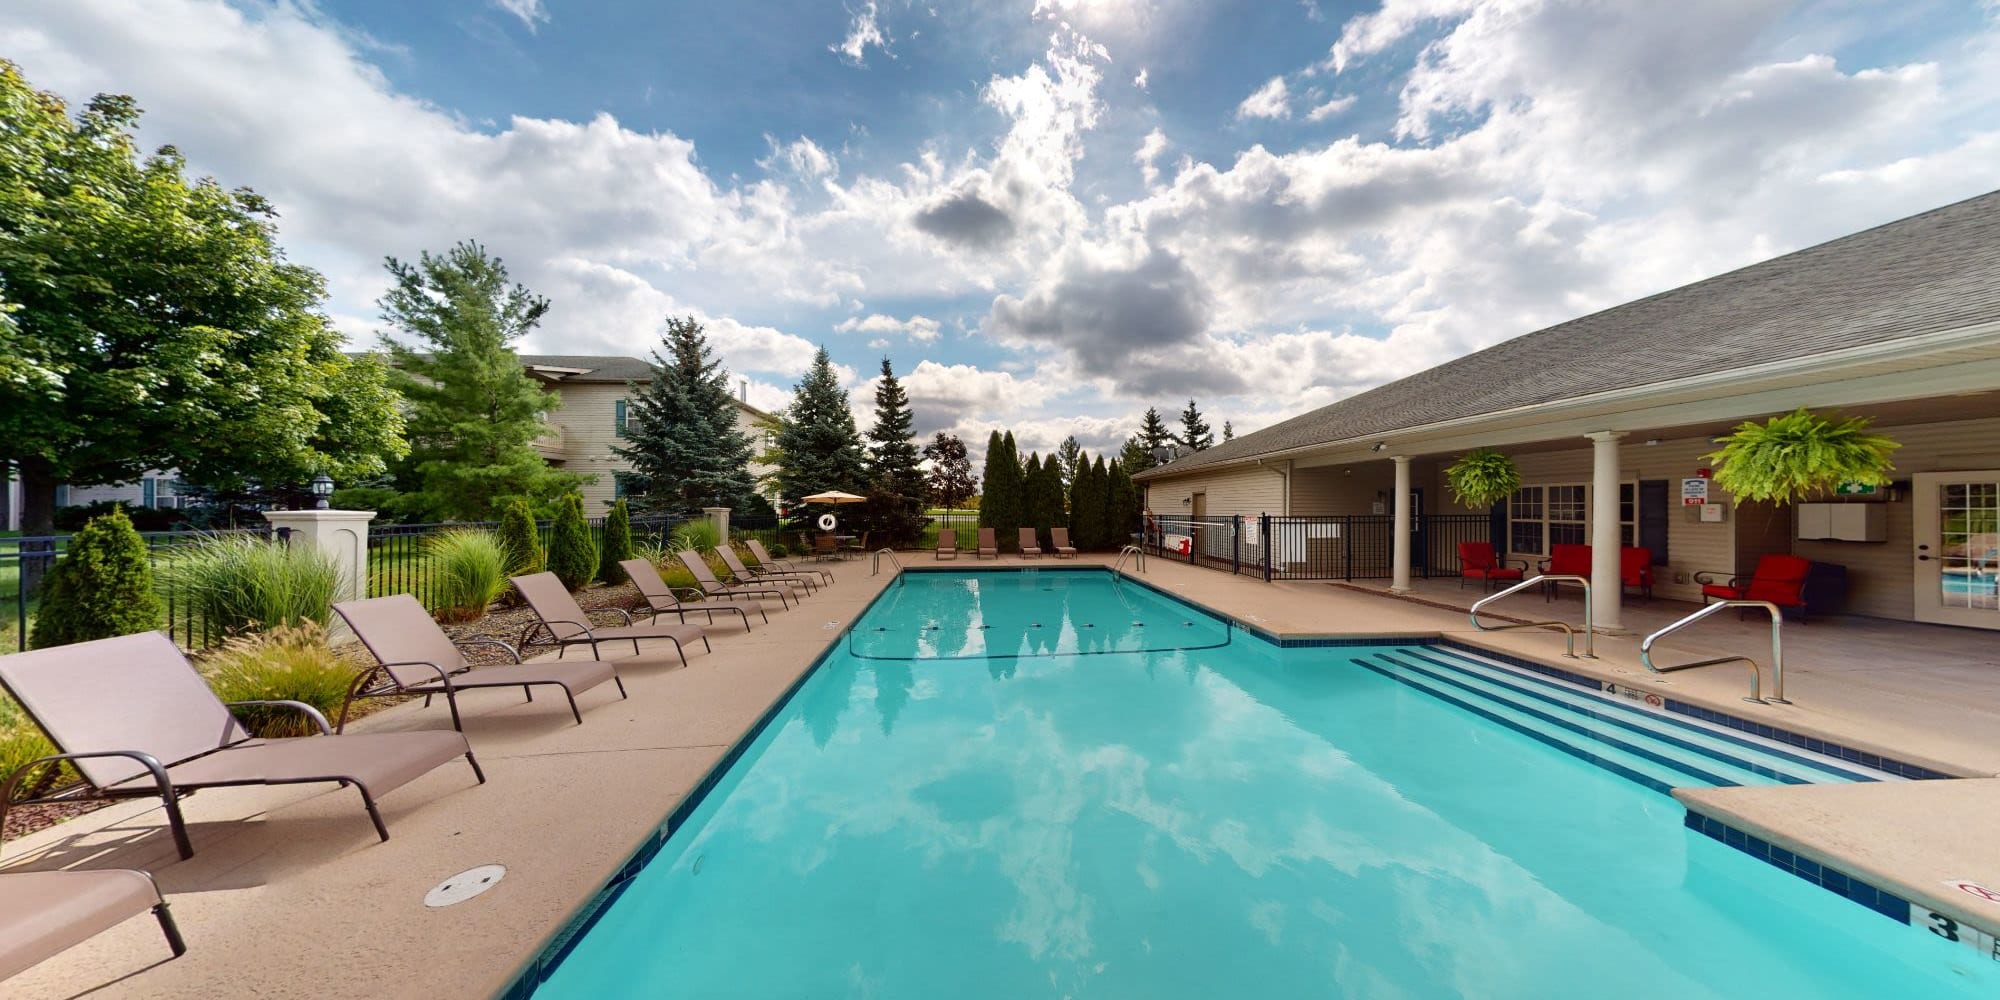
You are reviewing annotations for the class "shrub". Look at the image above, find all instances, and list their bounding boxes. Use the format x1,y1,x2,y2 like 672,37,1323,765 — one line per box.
31,506,166,649
160,533,340,637
546,493,598,590
767,541,790,558
496,499,544,575
54,500,184,532
670,518,721,555
427,529,508,621
599,498,634,584
327,486,404,518
200,623,358,738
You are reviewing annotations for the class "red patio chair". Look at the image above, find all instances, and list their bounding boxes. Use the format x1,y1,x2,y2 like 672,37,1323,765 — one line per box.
1458,542,1525,592
1696,554,1812,620
1620,546,1655,600
1540,543,1591,602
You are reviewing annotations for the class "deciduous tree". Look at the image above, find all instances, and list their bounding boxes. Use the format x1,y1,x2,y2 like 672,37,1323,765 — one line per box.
922,433,977,510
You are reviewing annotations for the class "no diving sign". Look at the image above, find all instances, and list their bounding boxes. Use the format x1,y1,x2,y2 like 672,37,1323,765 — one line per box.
1948,880,2000,904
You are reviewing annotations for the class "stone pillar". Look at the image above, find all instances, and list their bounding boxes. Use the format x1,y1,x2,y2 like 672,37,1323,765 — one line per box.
1390,455,1413,594
1586,431,1627,634
262,508,374,604
705,507,731,542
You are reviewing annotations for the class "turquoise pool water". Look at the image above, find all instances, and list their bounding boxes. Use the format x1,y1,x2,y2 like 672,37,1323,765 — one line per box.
530,569,1998,998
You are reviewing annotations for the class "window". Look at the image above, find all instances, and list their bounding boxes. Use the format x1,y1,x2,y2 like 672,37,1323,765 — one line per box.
1619,483,1637,547
1509,482,1643,556
142,478,157,508
1548,485,1586,547
54,485,69,507
615,399,629,438
613,472,642,500
1509,486,1544,554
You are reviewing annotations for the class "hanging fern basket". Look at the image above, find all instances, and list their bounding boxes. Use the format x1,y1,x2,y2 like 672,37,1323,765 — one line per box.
1706,408,1900,505
1445,448,1521,509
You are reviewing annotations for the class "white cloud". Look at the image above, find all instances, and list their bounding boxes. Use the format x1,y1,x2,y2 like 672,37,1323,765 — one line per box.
1305,94,1356,121
1135,127,1170,186
835,313,943,342
759,135,838,179
1236,76,1291,120
492,0,548,33
1133,67,1149,90
831,2,888,66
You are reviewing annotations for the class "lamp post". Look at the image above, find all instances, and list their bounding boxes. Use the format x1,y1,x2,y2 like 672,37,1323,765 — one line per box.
310,473,334,510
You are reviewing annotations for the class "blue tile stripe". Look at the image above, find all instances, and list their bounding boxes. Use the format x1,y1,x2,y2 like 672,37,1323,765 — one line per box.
1684,812,1912,925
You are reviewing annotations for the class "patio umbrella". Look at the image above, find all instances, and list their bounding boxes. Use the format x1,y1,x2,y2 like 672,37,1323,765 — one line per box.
801,490,867,504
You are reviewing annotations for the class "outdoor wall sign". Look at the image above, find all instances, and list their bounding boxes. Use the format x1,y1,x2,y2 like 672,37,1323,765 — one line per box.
1681,478,1710,505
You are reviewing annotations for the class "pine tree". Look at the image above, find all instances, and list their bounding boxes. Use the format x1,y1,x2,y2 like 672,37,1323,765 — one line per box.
1176,399,1215,451
1020,452,1055,549
1106,460,1140,546
1056,435,1083,497
1223,421,1234,442
598,497,633,584
1118,435,1153,475
979,431,1023,550
1139,407,1174,452
922,432,977,509
773,347,868,514
1068,453,1103,549
545,493,598,591
1092,456,1120,548
865,358,925,498
378,240,584,520
614,316,758,517
1041,453,1066,532
30,507,164,648
496,498,543,575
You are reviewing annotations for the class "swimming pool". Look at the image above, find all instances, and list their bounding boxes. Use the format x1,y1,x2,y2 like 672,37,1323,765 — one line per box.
526,569,1998,998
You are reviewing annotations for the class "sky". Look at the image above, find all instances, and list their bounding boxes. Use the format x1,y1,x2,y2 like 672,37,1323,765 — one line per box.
3,0,1998,464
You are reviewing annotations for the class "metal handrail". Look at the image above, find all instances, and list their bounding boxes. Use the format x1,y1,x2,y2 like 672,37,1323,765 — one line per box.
1639,600,1788,705
1467,574,1595,658
1114,544,1146,574
872,548,902,576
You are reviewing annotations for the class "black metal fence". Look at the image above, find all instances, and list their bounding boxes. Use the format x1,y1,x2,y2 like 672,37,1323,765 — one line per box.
1143,513,1495,582
367,515,683,607
2,526,286,653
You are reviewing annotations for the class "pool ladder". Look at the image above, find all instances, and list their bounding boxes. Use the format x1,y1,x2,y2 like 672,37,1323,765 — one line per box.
1467,575,1595,658
1639,600,1789,705
1114,544,1147,575
872,548,902,576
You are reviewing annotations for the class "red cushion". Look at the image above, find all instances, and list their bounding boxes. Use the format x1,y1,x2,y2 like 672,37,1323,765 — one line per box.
1466,567,1524,581
1547,544,1591,576
1700,583,1743,601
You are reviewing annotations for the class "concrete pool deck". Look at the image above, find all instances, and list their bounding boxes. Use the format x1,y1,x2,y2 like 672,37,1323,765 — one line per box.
6,553,1998,995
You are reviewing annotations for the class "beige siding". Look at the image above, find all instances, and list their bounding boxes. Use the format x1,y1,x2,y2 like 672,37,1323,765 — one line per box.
1143,463,1288,520
1290,462,1411,516
1794,415,2000,620
550,383,776,512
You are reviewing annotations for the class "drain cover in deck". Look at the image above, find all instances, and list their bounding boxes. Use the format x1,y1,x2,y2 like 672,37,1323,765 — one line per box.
425,864,506,907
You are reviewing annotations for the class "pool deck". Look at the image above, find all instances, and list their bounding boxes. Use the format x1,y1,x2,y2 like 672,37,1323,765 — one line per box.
7,553,2000,995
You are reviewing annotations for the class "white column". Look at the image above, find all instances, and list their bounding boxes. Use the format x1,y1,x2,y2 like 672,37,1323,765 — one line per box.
1586,431,1626,633
705,506,731,542
261,508,375,604
1390,455,1413,594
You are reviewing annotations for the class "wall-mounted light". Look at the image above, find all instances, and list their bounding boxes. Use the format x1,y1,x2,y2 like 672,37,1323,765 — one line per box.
1343,467,1353,477
1643,438,1662,446
1370,442,1387,453
1181,496,1192,506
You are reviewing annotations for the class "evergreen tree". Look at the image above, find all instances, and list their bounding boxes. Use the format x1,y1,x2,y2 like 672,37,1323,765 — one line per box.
1019,452,1054,548
865,358,925,498
1041,453,1066,532
1069,453,1103,549
1176,399,1215,452
773,347,868,514
922,432,977,509
1107,460,1140,547
496,499,543,575
1057,436,1083,498
598,497,633,584
1118,435,1154,475
379,240,584,520
979,432,1024,550
613,316,758,517
1139,407,1174,452
1223,421,1235,442
30,507,163,648
1092,456,1120,548
545,493,598,591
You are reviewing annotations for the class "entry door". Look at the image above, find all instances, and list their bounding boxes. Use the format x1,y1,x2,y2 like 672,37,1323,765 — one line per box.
1190,492,1207,556
1914,472,2000,629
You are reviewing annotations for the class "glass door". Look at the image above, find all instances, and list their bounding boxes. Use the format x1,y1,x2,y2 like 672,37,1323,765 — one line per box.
1914,472,2000,629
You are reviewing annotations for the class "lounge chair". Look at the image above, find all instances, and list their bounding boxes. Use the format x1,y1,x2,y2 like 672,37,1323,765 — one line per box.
334,594,625,730
976,528,999,559
1,869,185,982
620,558,765,631
0,631,480,860
936,531,958,560
1018,528,1043,558
512,572,709,666
745,539,833,584
713,545,818,596
676,550,795,609
1697,554,1812,620
1050,527,1078,558
1540,543,1591,601
1457,542,1525,592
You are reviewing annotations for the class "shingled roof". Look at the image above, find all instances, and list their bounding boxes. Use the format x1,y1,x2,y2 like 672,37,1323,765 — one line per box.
516,355,657,382
1137,189,2000,480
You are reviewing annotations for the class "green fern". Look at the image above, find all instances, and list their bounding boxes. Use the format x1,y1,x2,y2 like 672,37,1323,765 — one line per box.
1706,408,1900,505
1444,448,1522,509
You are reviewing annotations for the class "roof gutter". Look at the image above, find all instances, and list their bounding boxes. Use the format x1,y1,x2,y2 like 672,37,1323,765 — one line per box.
1139,319,2000,480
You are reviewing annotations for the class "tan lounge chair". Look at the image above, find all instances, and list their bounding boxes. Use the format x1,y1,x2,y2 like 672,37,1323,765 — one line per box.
713,546,817,596
620,558,766,632
677,550,795,609
936,531,958,560
0,631,480,860
976,528,999,559
1,869,185,982
1018,528,1043,558
512,572,708,667
745,539,833,584
334,594,625,729
1051,527,1078,558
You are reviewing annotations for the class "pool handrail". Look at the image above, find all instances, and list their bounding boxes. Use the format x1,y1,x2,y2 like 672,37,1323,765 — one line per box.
872,548,902,576
1114,544,1146,575
1467,574,1595,658
1639,599,1788,705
